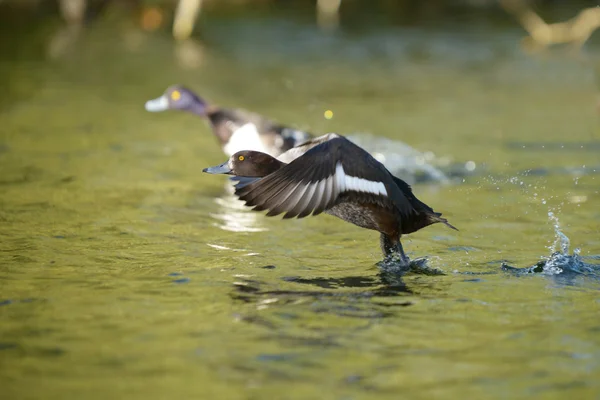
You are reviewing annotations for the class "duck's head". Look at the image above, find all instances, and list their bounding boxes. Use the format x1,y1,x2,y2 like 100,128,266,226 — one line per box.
145,85,207,115
202,151,284,178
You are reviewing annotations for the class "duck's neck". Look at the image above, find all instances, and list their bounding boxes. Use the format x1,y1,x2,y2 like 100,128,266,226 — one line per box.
186,100,208,117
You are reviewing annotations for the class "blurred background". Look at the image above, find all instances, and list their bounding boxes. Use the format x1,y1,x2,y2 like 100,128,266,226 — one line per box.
1,1,600,399
2,0,599,169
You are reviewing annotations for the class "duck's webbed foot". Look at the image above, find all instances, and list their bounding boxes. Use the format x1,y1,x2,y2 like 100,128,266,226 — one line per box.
378,234,444,275
380,233,410,266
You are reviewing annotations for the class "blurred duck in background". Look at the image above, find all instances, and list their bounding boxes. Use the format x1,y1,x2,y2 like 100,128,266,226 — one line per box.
145,85,313,158
145,85,454,184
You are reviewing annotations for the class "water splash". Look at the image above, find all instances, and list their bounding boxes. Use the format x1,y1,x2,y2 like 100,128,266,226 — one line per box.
547,211,570,255
502,211,597,276
376,255,445,276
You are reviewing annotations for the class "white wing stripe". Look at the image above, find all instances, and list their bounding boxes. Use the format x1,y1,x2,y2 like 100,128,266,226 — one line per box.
335,163,346,193
334,162,387,197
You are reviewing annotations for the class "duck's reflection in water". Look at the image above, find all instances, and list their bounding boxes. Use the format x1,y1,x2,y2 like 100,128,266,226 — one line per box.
230,271,416,329
229,257,448,323
235,259,443,302
209,182,267,233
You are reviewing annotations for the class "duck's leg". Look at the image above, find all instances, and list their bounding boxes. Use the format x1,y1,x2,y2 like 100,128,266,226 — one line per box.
380,233,410,265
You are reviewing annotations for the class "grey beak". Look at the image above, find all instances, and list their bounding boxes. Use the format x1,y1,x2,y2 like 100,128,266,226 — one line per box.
144,95,169,112
203,161,232,175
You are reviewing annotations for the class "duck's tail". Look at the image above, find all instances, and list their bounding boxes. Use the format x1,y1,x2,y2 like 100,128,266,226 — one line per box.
430,212,458,231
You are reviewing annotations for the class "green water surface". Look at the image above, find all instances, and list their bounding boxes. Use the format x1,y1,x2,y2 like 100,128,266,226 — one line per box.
1,4,600,400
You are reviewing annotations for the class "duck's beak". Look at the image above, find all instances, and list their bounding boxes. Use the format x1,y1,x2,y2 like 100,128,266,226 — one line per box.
144,95,169,112
203,161,232,175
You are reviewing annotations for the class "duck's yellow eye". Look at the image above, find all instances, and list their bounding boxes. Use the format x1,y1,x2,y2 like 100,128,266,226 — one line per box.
238,155,245,161
171,90,181,101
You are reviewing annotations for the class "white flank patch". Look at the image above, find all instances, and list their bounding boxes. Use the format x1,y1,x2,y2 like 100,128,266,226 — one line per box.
223,123,268,156
335,162,387,197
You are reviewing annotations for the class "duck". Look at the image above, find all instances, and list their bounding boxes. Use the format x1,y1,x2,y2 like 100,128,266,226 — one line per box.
145,86,459,185
145,85,313,158
202,133,457,263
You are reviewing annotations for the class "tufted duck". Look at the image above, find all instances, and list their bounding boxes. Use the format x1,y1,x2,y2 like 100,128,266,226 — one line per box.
203,134,457,263
145,85,312,157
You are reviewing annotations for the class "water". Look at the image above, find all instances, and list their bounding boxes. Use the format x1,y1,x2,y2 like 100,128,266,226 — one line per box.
502,211,600,278
1,4,600,399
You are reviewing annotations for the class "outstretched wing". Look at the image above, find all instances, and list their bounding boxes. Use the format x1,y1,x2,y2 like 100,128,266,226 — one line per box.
276,133,339,163
235,136,415,219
